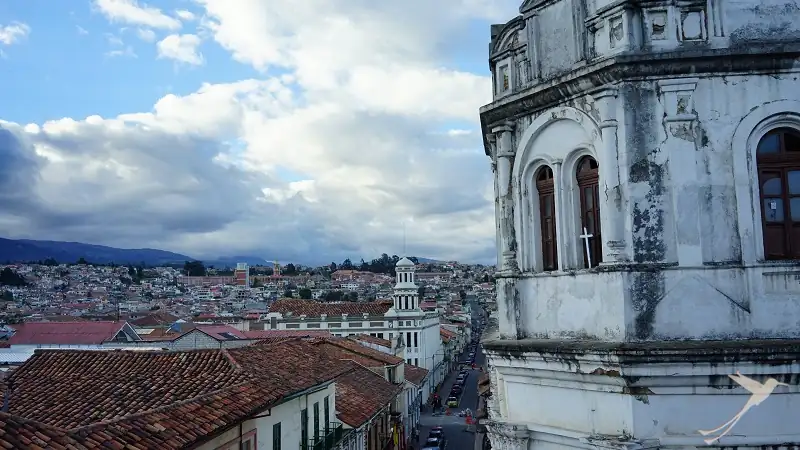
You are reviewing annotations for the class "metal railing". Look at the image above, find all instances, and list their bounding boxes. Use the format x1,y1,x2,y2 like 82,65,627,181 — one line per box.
302,422,344,450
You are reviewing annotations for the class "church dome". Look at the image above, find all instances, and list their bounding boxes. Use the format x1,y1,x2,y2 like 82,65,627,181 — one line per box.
396,257,415,268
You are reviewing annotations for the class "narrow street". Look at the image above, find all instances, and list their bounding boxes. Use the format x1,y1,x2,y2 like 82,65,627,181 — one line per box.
415,300,485,449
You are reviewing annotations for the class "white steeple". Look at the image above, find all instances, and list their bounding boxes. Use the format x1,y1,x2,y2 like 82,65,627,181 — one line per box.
393,257,419,310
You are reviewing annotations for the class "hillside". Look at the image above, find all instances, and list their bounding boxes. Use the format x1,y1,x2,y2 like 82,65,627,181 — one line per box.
0,238,193,266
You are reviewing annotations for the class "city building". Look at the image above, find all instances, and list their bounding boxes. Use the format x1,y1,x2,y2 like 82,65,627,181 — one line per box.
480,1,800,449
234,262,249,287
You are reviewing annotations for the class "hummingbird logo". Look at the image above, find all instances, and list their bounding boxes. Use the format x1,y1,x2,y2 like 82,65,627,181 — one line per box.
698,371,789,444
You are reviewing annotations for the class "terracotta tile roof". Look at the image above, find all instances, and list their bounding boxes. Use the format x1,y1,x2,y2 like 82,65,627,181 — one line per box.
0,412,83,449
243,330,333,339
0,339,355,449
194,325,248,340
269,299,392,317
350,333,391,348
404,364,429,386
2,348,250,429
310,337,403,367
335,363,403,428
8,321,130,345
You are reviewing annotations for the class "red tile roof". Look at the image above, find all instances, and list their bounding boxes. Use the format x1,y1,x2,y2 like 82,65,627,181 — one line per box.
243,330,333,339
311,337,403,367
8,321,130,345
0,338,355,449
3,348,250,429
194,325,248,340
335,363,403,428
404,364,429,386
269,299,392,317
350,333,391,348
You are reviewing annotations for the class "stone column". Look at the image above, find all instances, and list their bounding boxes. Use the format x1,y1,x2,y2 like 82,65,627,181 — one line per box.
491,123,522,340
486,421,530,450
492,123,518,274
487,133,502,267
658,78,702,266
592,88,629,263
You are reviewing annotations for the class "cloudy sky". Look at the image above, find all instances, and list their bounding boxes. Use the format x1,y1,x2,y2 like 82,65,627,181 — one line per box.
0,0,517,265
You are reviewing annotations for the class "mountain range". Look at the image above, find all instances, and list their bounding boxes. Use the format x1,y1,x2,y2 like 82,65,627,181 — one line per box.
0,238,271,268
0,238,441,267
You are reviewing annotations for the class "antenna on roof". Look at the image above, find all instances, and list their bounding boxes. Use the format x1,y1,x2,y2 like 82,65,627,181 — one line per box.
403,221,407,256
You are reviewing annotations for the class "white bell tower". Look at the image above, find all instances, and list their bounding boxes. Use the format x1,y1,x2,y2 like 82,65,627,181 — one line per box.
393,257,418,310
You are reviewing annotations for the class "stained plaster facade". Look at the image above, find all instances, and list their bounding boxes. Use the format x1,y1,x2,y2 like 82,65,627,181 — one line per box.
479,0,800,448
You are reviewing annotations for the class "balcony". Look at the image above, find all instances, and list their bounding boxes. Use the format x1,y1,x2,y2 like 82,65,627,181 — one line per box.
303,422,344,450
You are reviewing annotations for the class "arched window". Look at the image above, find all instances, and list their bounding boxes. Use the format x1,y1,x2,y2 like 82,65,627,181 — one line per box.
536,166,558,270
757,128,800,260
576,156,602,267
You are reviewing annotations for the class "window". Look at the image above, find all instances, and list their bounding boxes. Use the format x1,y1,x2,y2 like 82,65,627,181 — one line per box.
537,166,558,270
323,396,330,435
313,402,320,441
407,358,412,365
406,332,411,348
413,332,418,348
500,65,509,91
301,408,308,450
273,423,281,450
378,333,384,339
414,358,418,366
577,156,602,267
757,128,800,259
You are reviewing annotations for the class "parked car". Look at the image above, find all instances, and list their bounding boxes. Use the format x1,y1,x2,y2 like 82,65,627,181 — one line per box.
447,396,459,407
450,386,463,396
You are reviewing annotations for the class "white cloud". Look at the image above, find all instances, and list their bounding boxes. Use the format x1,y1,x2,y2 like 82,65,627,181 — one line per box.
156,34,204,65
0,22,30,45
105,46,137,58
136,28,156,42
76,25,89,36
0,1,522,264
175,10,196,21
93,0,181,30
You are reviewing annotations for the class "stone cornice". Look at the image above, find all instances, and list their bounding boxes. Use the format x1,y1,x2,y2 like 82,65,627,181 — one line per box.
479,43,800,156
482,337,800,364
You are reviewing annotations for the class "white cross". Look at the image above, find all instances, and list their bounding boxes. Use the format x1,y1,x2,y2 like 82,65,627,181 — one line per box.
580,227,594,268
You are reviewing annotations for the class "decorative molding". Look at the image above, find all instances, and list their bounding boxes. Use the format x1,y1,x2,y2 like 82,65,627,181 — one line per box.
485,420,530,450
657,78,699,123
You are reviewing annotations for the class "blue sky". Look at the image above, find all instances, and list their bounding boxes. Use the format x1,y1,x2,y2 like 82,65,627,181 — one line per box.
0,0,518,264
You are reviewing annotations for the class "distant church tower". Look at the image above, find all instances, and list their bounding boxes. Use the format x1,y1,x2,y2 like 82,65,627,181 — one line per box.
393,257,418,310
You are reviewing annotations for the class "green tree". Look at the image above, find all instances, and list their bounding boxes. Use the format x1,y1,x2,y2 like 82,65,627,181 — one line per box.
347,291,358,302
482,274,490,283
183,261,206,276
324,290,344,302
459,289,467,301
1,290,13,302
280,263,297,276
283,289,293,298
76,257,89,265
0,268,27,287
418,285,426,298
298,288,312,299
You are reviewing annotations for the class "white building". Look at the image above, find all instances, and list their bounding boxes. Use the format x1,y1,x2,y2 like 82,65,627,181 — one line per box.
386,257,446,385
480,1,800,449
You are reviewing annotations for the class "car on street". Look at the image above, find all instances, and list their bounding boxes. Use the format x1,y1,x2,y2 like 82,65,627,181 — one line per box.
428,429,444,440
446,396,459,407
450,386,462,396
423,437,445,450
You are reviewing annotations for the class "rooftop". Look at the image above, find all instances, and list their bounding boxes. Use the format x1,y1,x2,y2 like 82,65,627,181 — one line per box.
335,364,403,428
0,338,355,448
269,298,393,317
